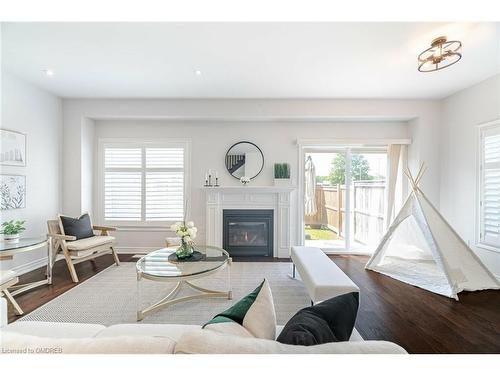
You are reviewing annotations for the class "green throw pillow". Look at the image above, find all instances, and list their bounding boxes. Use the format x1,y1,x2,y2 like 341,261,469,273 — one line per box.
203,279,276,340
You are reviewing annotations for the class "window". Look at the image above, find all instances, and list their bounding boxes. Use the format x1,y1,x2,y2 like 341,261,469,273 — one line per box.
479,122,500,249
100,140,189,225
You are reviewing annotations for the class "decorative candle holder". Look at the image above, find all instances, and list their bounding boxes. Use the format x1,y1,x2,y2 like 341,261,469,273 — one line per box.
204,170,219,187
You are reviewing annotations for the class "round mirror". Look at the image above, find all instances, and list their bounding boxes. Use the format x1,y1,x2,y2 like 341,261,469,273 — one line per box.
225,141,264,180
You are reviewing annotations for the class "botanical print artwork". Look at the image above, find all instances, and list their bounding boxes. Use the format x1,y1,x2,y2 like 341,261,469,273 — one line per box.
0,174,26,210
0,129,26,166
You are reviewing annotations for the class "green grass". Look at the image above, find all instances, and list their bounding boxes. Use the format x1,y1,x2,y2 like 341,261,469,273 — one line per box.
305,226,338,240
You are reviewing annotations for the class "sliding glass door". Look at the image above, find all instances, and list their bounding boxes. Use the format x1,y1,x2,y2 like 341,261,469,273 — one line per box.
304,147,388,253
349,149,387,252
304,151,346,250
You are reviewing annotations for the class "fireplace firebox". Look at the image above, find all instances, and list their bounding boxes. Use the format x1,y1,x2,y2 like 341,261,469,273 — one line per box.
223,209,274,257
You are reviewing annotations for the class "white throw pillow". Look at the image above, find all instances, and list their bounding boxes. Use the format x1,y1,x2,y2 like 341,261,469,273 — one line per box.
243,278,276,339
203,279,277,340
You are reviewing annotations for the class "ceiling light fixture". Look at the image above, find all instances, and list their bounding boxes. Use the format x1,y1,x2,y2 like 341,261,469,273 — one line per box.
194,70,202,76
418,36,462,72
42,69,54,77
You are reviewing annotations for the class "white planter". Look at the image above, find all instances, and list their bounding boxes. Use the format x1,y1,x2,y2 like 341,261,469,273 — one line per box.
3,233,20,243
274,178,291,186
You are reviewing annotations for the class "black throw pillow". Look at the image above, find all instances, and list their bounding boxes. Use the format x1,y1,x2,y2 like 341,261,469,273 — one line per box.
277,292,359,346
59,213,95,240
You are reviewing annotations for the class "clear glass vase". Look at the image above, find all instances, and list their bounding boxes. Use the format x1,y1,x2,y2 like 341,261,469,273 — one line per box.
175,240,194,259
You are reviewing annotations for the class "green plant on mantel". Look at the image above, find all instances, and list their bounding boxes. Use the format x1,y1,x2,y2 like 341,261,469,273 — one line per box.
274,163,290,179
1,220,26,235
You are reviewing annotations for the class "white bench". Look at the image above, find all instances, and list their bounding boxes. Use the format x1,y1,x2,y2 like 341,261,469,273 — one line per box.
291,246,360,304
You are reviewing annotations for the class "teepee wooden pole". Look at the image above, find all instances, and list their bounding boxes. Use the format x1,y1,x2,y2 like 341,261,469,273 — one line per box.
404,167,418,191
414,163,427,186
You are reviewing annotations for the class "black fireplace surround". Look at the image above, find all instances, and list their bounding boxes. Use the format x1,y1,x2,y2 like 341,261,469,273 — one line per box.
223,209,274,257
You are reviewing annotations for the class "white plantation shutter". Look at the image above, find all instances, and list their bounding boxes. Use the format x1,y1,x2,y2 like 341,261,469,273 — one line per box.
480,125,500,248
105,148,141,168
103,143,186,224
145,148,184,221
104,171,142,221
104,148,142,221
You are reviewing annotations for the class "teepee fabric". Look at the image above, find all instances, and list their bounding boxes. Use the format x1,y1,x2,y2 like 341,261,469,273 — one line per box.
366,165,500,300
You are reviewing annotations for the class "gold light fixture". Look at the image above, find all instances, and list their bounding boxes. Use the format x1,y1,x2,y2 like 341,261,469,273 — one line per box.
418,36,462,72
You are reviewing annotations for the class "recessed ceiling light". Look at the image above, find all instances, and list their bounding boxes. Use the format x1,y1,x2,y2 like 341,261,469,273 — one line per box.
42,69,54,77
194,70,202,76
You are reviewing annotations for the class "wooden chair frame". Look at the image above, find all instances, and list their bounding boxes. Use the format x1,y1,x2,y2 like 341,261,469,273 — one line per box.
0,276,23,315
47,221,120,283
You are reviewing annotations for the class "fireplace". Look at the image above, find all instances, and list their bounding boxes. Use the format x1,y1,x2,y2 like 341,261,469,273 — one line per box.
223,209,274,257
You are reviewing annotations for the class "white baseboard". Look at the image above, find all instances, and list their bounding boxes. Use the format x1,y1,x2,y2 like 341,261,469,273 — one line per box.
11,257,47,276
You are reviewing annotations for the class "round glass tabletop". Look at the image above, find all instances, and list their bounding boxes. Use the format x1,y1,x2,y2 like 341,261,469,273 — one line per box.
136,245,229,279
0,236,48,252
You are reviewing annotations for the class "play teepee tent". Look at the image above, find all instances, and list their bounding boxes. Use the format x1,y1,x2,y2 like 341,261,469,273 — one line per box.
365,164,500,300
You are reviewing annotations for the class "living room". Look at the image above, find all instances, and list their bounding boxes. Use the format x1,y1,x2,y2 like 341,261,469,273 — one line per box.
1,0,499,372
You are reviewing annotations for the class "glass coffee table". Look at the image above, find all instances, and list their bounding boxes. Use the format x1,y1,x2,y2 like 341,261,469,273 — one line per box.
0,237,51,287
136,245,232,321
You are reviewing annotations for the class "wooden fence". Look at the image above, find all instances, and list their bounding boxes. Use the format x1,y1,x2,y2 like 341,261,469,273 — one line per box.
305,180,385,245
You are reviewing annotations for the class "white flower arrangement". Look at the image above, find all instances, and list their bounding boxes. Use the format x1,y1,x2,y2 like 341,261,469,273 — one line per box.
240,176,250,185
170,220,197,245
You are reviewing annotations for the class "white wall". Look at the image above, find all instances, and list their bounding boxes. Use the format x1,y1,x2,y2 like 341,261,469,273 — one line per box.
0,72,62,273
62,98,442,219
93,119,409,250
440,74,500,277
81,118,95,216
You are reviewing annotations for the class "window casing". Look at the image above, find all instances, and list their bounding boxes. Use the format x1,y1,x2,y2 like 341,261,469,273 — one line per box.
478,122,500,250
99,139,190,227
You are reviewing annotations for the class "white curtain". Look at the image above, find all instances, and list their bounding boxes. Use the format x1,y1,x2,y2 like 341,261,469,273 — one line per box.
304,156,317,216
385,144,402,229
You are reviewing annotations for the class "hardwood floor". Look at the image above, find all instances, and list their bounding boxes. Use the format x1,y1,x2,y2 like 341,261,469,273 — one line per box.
5,254,500,353
331,255,500,354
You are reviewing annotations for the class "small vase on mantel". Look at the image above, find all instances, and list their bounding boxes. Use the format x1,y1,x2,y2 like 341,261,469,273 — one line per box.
240,176,250,186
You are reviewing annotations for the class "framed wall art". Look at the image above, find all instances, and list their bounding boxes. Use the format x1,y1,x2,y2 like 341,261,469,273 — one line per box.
0,174,26,210
1,129,27,166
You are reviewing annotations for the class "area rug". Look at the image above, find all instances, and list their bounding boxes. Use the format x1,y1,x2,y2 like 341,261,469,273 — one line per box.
19,262,310,326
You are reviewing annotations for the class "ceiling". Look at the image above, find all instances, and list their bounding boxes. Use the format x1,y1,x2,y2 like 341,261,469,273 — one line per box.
2,22,499,99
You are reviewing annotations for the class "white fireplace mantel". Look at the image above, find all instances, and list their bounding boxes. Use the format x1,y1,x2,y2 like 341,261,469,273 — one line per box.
203,186,296,258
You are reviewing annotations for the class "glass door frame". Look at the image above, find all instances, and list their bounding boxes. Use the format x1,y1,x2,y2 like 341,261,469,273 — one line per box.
297,139,410,254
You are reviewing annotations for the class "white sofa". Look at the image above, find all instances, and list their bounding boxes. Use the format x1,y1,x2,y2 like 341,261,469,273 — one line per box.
0,300,406,354
1,321,406,354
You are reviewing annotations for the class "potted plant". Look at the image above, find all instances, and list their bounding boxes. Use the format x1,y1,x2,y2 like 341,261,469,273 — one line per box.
1,220,26,242
274,163,291,186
